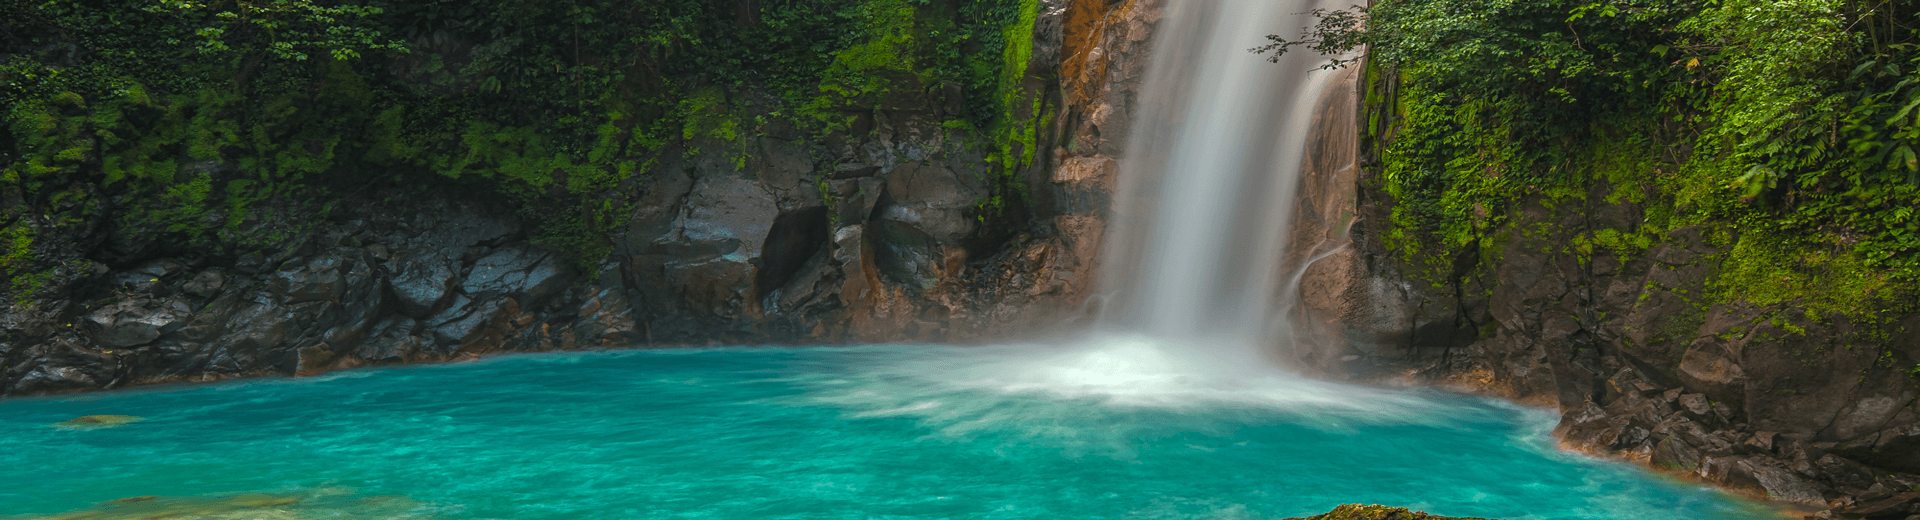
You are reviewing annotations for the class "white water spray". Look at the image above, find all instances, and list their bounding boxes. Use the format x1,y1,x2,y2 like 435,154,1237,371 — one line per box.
1095,0,1343,367
880,0,1357,404
904,0,1359,403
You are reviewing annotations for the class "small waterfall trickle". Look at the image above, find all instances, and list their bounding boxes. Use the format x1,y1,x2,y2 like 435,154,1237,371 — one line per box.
1095,0,1343,368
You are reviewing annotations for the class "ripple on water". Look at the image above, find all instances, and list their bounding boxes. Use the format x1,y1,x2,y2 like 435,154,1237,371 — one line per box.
0,342,1786,520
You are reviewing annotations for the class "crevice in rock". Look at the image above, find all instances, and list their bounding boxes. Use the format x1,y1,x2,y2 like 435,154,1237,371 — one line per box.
755,206,831,303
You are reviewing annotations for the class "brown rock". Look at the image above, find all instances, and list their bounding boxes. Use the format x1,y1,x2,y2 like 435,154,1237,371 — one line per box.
1281,504,1491,520
1837,491,1920,518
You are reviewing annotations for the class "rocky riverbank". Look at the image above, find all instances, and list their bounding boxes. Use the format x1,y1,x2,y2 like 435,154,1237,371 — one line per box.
0,0,1163,396
5,0,1916,518
1285,57,1920,520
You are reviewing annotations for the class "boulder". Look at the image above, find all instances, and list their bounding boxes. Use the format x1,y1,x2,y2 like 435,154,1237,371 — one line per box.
463,245,568,306
1836,491,1920,519
389,251,456,317
84,298,192,348
1834,423,1920,474
354,316,423,363
1734,458,1824,505
181,269,226,297
877,162,984,245
273,255,348,304
431,298,508,351
8,339,116,394
646,171,780,323
828,177,884,225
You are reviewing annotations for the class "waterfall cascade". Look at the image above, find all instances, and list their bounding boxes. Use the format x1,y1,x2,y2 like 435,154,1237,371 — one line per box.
1096,0,1342,367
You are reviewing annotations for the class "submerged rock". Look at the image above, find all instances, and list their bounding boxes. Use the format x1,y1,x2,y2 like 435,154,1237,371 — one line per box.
25,494,305,520
1282,504,1492,520
53,415,144,429
19,490,431,520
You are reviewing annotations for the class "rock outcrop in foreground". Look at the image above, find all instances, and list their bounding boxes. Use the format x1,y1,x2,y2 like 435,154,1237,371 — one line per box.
1283,504,1489,520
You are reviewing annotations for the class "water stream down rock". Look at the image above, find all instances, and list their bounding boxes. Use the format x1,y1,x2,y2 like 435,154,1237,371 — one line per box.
1,0,1917,517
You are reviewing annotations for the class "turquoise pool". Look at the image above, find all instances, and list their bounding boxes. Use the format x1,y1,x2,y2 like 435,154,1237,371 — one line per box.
0,342,1782,519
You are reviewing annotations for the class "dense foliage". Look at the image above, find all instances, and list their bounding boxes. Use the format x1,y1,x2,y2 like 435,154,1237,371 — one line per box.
1271,0,1920,316
0,0,1041,300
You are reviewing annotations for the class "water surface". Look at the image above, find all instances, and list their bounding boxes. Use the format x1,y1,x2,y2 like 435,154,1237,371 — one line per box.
1,342,1780,519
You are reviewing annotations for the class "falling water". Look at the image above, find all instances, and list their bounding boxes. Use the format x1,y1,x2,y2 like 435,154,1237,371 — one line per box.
1098,0,1343,366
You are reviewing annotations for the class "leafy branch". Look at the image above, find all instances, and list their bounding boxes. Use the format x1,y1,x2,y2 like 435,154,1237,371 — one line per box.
1250,6,1369,70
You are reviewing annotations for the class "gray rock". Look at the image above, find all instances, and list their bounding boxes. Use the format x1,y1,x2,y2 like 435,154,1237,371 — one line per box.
431,298,505,350
1836,491,1920,519
355,316,422,363
768,248,838,314
1651,435,1703,472
677,172,780,260
7,339,116,394
234,251,267,274
404,207,520,251
1815,454,1880,490
1834,423,1920,474
1679,393,1711,416
829,177,885,225
214,296,299,354
390,251,456,317
107,271,164,292
1734,458,1824,505
869,219,942,289
830,163,881,179
182,269,226,297
276,255,348,304
84,298,192,348
463,246,567,306
879,162,984,244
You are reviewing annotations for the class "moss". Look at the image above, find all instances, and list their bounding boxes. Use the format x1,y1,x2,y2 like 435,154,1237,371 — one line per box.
991,0,1041,174
793,0,929,134
1650,293,1710,345
1711,228,1898,322
4,0,1047,283
680,87,740,143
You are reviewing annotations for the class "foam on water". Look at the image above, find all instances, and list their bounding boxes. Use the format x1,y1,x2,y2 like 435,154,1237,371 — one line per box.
848,335,1429,413
1,347,1783,520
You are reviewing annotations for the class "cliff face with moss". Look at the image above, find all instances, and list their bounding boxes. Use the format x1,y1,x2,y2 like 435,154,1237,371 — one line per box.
0,0,1166,395
1283,0,1920,512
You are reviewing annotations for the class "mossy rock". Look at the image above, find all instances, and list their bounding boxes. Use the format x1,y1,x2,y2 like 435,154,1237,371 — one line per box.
1283,504,1494,520
52,415,145,429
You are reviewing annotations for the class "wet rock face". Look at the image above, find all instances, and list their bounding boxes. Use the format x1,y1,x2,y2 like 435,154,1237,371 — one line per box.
0,197,617,396
85,298,192,348
1284,52,1920,511
1330,158,1920,510
0,0,1145,395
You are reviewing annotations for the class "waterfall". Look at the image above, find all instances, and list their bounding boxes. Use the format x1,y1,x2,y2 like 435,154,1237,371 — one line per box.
1096,0,1342,367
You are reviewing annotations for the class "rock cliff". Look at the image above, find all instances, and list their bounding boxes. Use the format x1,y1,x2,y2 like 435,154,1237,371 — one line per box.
0,0,1163,397
1293,61,1920,517
10,1,1914,517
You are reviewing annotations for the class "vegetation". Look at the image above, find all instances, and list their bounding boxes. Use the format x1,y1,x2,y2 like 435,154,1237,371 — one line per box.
1268,0,1920,317
1,0,1042,293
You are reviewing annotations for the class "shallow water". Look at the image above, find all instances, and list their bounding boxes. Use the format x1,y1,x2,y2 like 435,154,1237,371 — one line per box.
2,341,1781,519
